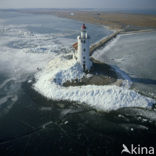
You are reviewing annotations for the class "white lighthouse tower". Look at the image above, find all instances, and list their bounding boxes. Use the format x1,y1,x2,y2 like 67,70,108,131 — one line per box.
77,24,92,72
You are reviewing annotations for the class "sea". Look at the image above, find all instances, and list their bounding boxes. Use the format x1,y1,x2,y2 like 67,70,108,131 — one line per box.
93,31,156,99
0,9,156,156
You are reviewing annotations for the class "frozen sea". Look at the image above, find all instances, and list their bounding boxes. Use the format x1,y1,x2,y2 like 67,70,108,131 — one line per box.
93,32,156,98
0,9,156,156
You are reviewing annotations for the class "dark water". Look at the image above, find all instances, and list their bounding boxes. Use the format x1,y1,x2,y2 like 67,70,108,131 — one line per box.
0,10,156,156
0,81,156,156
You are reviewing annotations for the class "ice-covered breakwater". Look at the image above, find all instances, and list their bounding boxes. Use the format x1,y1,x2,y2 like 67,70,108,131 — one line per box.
90,30,121,55
33,54,155,112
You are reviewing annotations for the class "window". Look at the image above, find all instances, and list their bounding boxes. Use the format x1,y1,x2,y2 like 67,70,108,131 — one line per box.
83,64,85,71
83,57,85,60
83,48,86,52
81,40,85,43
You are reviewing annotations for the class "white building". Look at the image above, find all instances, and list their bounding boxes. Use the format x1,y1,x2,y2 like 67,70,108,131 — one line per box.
73,24,92,72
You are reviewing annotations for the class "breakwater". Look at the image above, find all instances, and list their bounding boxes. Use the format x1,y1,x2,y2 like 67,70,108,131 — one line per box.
90,30,121,55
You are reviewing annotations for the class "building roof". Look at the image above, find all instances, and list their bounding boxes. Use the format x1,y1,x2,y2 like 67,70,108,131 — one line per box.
72,42,78,50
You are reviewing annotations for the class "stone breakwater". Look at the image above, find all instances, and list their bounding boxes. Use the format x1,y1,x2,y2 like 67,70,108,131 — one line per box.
90,30,121,55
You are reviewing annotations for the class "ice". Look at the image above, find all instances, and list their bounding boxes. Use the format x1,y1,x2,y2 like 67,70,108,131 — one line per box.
33,54,155,112
42,121,53,129
112,66,132,89
0,78,16,89
64,121,69,124
0,95,17,116
92,35,120,58
40,107,52,111
126,108,156,122
0,24,62,80
0,96,12,105
0,24,62,114
0,17,155,113
92,31,156,97
130,128,134,131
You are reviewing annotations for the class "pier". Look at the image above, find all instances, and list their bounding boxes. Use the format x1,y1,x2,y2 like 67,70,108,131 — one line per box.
72,30,121,56
89,30,121,55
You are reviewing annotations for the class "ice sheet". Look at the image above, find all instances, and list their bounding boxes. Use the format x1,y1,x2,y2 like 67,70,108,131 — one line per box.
33,55,155,111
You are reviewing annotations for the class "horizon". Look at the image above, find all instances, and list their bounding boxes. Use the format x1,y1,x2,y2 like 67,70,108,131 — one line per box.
0,0,156,9
1,8,156,10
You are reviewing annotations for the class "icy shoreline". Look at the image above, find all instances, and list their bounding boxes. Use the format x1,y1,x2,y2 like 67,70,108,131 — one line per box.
33,54,155,112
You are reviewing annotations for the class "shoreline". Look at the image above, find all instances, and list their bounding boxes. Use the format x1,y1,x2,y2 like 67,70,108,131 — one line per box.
20,9,156,33
55,11,156,33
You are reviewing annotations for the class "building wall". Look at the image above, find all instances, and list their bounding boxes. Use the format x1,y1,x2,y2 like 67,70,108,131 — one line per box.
77,32,92,71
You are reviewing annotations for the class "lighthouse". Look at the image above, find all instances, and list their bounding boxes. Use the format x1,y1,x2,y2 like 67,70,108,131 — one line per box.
75,24,92,72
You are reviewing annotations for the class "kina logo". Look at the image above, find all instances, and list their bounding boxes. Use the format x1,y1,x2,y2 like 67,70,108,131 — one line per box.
121,144,131,154
121,144,155,155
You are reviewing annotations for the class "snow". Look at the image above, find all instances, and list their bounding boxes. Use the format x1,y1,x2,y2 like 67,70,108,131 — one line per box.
1,15,155,112
33,54,155,112
112,65,132,89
